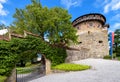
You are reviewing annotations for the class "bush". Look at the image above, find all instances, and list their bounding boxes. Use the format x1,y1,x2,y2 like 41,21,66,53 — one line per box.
0,76,7,82
103,55,112,59
52,63,90,71
45,47,67,66
0,41,17,76
0,36,67,76
115,47,120,57
117,57,120,61
26,36,67,66
103,54,116,59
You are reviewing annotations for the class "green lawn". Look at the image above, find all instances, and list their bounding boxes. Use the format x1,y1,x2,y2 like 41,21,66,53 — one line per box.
16,63,40,74
52,63,90,71
16,67,35,74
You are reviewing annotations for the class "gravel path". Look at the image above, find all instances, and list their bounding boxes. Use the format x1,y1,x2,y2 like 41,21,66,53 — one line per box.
29,58,120,82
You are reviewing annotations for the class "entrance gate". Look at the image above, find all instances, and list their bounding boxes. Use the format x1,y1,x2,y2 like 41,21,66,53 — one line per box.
16,55,46,82
16,64,45,82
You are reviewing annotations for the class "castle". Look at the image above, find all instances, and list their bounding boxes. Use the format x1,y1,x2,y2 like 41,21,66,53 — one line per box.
66,13,109,62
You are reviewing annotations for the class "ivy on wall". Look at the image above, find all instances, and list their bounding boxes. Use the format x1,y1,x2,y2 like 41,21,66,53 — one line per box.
0,36,67,76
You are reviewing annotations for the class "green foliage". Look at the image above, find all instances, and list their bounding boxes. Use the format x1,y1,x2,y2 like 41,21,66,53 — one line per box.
114,29,120,55
116,48,120,56
52,63,90,71
0,76,7,82
1,0,77,76
117,57,120,61
0,41,17,76
25,36,67,66
16,63,40,74
12,0,77,45
0,36,67,76
17,67,35,74
45,47,67,66
103,54,116,59
0,24,6,30
12,36,67,66
103,55,112,59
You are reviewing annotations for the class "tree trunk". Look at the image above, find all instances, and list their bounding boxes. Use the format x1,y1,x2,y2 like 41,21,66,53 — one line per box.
20,60,25,67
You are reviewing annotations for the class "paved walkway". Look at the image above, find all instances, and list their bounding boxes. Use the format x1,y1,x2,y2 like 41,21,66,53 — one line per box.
29,58,120,82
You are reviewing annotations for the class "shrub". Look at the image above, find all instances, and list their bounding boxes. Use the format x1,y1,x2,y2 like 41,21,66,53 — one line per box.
26,36,67,66
0,41,17,76
103,54,116,59
0,36,67,76
117,57,120,61
45,47,67,66
103,55,112,59
0,76,7,82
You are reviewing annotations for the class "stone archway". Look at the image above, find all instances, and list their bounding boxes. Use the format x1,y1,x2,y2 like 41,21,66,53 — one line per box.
40,55,51,75
16,54,51,82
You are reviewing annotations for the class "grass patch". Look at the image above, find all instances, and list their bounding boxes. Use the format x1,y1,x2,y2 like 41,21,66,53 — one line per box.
16,63,40,74
16,67,34,74
117,57,120,61
0,76,7,82
103,55,112,59
52,63,90,71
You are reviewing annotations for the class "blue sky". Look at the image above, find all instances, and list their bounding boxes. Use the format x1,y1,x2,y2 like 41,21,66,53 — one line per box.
0,0,120,32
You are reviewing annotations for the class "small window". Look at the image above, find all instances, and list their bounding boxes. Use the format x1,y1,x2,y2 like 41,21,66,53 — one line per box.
99,40,103,43
98,24,101,28
88,31,90,34
79,42,82,44
89,22,93,27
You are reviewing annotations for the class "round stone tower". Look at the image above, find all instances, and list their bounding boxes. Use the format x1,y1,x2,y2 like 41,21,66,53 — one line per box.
66,13,109,62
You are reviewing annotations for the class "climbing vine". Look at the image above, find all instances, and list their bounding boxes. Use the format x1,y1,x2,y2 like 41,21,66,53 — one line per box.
0,36,67,76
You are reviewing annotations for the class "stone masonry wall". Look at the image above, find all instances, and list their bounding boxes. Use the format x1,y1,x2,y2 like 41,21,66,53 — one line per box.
5,68,16,82
66,21,109,62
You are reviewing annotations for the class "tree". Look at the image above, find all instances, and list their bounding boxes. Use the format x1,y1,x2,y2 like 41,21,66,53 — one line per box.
0,24,6,30
0,36,67,76
11,0,77,47
114,29,120,56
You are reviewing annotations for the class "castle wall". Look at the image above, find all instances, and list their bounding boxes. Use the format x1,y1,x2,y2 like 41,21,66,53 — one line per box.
66,21,109,62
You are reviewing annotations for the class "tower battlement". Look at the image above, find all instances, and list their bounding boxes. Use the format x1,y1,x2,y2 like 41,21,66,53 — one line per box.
72,13,106,27
66,13,109,62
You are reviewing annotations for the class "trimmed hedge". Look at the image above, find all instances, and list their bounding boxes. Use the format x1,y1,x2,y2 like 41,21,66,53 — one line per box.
0,41,17,76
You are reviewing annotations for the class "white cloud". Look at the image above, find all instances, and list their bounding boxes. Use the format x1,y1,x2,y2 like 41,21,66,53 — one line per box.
60,0,82,9
111,14,120,21
0,0,7,3
0,20,6,24
103,0,120,13
94,0,110,8
111,2,120,10
108,29,113,33
108,23,120,32
0,29,8,35
0,3,8,16
0,0,8,16
104,0,110,4
112,23,120,30
104,4,110,13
